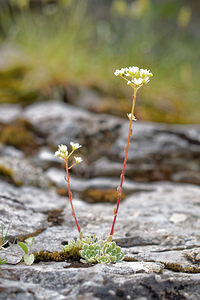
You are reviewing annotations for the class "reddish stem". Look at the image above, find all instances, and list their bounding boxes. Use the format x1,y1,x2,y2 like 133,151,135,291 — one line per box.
110,91,137,236
65,159,81,234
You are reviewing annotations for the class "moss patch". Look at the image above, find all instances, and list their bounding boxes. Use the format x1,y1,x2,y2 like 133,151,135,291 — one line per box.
82,188,125,204
0,165,22,186
163,262,200,274
0,65,38,104
64,261,96,268
124,256,138,262
0,165,14,181
0,119,38,154
34,248,81,263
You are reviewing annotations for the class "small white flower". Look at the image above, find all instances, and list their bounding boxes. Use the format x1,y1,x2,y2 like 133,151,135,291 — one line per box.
140,68,153,78
74,156,83,164
143,77,150,84
55,144,68,160
132,78,143,86
126,66,139,75
127,113,137,121
114,68,126,76
70,142,82,151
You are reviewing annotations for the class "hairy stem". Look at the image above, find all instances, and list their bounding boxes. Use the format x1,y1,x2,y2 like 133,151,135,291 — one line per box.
65,159,81,235
110,89,137,236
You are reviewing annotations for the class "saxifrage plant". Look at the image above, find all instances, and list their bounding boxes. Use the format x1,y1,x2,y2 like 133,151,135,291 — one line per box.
56,66,152,264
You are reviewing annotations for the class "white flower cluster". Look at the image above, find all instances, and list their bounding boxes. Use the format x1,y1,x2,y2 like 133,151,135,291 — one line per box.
55,142,82,164
70,142,82,151
74,156,83,164
114,66,153,88
55,144,68,160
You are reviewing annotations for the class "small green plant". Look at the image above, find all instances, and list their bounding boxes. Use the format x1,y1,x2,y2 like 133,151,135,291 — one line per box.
0,224,10,250
18,237,35,265
63,235,124,264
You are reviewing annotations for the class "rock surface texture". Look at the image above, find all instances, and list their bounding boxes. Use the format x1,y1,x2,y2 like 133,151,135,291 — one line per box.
0,100,200,299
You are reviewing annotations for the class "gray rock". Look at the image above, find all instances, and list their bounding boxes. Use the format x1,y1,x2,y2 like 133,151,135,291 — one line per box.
1,263,200,300
0,145,24,158
45,167,155,194
1,100,200,299
0,104,22,123
0,156,50,188
0,181,66,239
1,181,200,299
23,101,200,185
73,87,103,112
109,121,200,183
23,100,121,157
35,148,62,169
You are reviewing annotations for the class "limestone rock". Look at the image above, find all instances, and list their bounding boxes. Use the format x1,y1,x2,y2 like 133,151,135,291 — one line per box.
0,156,50,188
0,104,22,124
1,180,200,299
23,101,200,184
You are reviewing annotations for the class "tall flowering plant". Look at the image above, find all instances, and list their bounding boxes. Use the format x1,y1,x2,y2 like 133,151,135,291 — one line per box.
110,66,153,237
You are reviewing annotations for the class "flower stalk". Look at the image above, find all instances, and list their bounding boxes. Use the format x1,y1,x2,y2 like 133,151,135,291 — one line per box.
55,142,83,238
110,66,153,237
65,158,81,234
110,89,137,236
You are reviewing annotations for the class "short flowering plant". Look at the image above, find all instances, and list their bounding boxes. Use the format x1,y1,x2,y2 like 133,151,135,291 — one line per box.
55,142,83,237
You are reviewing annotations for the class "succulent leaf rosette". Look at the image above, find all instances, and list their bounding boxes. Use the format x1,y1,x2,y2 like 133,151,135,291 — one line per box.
63,236,124,264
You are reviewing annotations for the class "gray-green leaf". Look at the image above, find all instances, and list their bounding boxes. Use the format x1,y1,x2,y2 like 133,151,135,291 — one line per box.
25,237,35,247
18,242,28,254
24,254,34,265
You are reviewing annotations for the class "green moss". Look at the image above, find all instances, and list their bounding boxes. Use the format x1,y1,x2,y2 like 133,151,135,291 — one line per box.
163,262,200,273
124,256,138,262
0,165,22,186
0,65,38,104
0,165,13,180
0,119,38,153
34,248,81,263
83,188,125,204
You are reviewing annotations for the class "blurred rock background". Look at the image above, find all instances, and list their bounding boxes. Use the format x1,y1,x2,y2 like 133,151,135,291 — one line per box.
0,0,200,193
0,0,200,122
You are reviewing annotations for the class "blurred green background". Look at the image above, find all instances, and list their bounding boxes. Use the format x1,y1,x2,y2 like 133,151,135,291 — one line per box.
0,0,199,123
